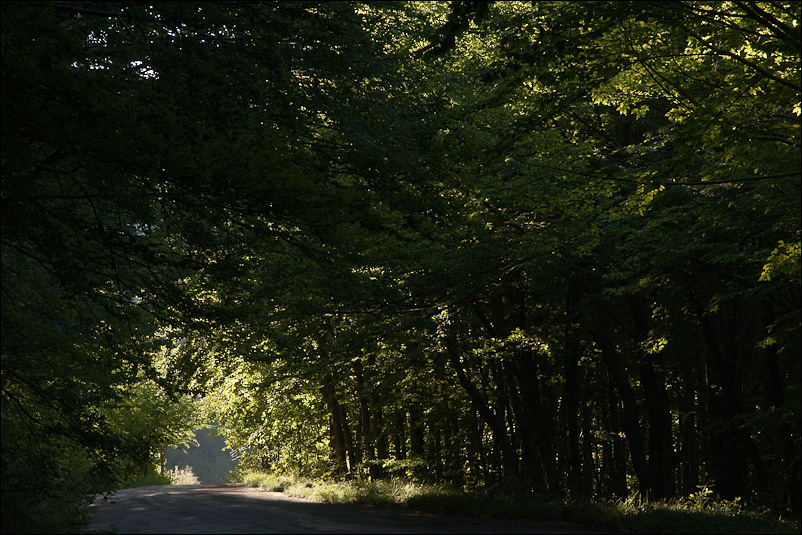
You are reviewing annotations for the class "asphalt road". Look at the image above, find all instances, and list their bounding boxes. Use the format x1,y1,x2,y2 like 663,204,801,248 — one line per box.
87,485,614,534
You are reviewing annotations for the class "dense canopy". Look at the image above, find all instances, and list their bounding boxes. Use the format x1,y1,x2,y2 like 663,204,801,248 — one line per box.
2,2,799,532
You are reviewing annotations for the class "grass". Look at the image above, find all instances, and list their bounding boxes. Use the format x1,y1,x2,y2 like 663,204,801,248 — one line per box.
120,465,200,488
235,470,801,534
609,496,800,534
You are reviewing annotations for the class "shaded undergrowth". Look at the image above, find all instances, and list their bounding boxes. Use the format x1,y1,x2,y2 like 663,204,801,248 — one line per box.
237,471,800,534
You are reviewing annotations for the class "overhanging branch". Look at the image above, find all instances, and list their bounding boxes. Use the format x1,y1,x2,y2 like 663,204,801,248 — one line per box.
53,3,129,18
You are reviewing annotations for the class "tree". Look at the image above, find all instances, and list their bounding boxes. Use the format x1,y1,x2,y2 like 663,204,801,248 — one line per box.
411,0,800,507
2,2,799,528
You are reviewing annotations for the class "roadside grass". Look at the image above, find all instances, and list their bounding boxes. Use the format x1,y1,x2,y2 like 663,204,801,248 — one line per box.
120,465,200,488
236,470,800,534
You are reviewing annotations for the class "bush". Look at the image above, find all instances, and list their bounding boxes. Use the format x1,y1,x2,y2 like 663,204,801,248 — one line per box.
121,468,172,488
166,465,201,485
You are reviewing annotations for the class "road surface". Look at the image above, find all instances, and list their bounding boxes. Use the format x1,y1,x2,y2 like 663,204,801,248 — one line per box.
87,484,614,534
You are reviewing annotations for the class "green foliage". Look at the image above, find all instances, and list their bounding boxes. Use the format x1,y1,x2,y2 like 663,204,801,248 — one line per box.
104,380,201,476
200,353,331,477
760,241,802,282
121,468,172,489
116,464,199,487
0,486,95,535
2,1,799,530
165,466,201,486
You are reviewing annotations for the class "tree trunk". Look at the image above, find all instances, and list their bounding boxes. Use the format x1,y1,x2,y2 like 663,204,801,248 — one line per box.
507,357,552,494
763,302,801,516
447,343,520,482
409,405,425,457
639,359,675,499
512,350,558,495
321,376,348,476
581,395,599,496
393,411,407,460
370,353,388,478
603,373,629,498
678,350,700,497
338,402,358,475
625,295,675,500
592,311,650,497
698,306,749,501
158,445,166,476
373,402,388,477
355,358,375,477
565,347,585,497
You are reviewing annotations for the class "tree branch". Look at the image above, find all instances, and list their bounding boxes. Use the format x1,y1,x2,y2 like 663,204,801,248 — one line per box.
53,3,129,18
682,26,801,92
668,170,801,186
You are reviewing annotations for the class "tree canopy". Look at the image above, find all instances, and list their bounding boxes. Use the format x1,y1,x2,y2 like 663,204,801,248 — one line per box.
2,2,799,531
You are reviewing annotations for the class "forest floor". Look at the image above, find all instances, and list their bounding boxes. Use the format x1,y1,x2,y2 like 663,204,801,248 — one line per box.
86,484,616,534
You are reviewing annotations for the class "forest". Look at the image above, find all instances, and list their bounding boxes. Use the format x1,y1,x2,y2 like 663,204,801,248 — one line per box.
1,1,800,532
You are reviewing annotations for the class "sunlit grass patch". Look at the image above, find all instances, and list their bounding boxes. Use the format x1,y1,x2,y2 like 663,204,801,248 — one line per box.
240,470,297,492
288,478,428,505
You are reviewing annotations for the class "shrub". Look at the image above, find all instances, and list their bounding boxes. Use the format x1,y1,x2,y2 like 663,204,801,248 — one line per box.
166,465,201,485
121,467,171,488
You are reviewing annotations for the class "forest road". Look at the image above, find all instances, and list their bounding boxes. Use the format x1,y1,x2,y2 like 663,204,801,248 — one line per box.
87,484,615,534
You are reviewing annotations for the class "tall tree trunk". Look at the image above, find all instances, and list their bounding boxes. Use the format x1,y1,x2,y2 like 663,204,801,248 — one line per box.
763,302,801,516
678,351,700,497
581,395,599,496
565,347,585,497
639,359,675,499
564,284,586,497
508,354,555,494
447,343,520,482
370,355,388,477
627,296,676,499
321,376,348,476
373,404,388,463
604,374,629,498
392,412,406,461
698,305,750,501
338,402,358,476
409,405,425,457
592,310,650,497
355,358,375,477
158,445,166,476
